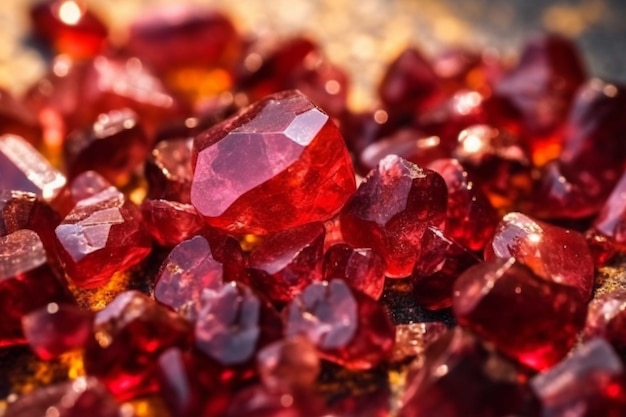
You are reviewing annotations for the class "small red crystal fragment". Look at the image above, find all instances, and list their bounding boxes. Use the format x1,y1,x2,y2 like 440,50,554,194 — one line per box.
484,212,594,300
411,226,480,310
427,158,498,251
22,303,93,360
590,169,626,253
531,338,626,417
340,155,447,277
30,0,108,58
0,134,66,200
83,291,192,400
248,222,325,304
285,279,395,370
399,327,537,417
50,170,112,217
0,230,74,347
154,235,224,313
195,282,282,367
141,199,205,247
453,258,586,370
145,137,193,203
257,335,320,393
584,290,626,357
64,108,149,186
323,243,386,300
0,88,42,146
192,90,356,235
55,187,151,288
3,377,121,417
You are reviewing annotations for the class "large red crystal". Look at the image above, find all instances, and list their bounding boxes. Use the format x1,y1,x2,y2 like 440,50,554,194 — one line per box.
453,258,586,370
484,212,594,300
191,90,356,235
285,279,395,370
83,291,192,400
248,222,325,304
54,187,151,288
0,230,73,346
323,243,386,300
340,154,447,277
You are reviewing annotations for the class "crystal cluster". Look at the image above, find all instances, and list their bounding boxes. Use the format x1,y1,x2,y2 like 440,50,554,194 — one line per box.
1,2,625,416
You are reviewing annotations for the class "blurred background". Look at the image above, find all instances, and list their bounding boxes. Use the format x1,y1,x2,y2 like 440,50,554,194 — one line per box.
1,0,625,109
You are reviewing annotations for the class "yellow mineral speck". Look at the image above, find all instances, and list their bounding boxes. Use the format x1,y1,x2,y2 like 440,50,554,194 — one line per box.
60,351,86,379
126,397,172,417
240,234,263,252
69,270,131,311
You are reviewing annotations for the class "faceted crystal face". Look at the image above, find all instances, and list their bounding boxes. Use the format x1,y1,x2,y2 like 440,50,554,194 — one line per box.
141,199,205,248
145,138,194,203
531,339,626,417
340,155,448,277
484,212,594,301
0,230,74,346
453,258,586,370
83,291,193,400
285,279,395,370
249,222,325,304
0,134,67,200
323,243,386,300
592,170,626,250
584,290,626,356
51,170,112,217
191,89,356,235
55,187,152,288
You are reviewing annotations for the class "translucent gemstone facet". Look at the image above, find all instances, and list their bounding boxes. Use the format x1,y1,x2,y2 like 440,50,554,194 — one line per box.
584,290,626,357
191,90,356,235
591,170,626,253
55,188,151,288
145,138,193,203
285,279,395,370
340,155,447,277
484,212,594,301
141,199,205,247
51,170,112,217
453,258,586,370
83,291,192,400
248,222,325,304
323,243,386,300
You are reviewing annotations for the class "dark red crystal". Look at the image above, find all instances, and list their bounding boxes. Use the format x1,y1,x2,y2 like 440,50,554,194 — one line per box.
323,243,386,300
141,199,205,247
145,137,193,203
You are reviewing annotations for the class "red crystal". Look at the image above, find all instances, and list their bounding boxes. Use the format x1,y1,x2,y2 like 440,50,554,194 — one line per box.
30,0,108,58
453,258,586,370
590,160,626,253
291,60,349,118
0,88,42,146
51,170,112,217
531,338,626,417
195,282,283,367
0,134,66,200
154,235,224,313
323,243,386,300
584,290,626,357
141,199,205,247
0,230,73,347
484,212,594,300
145,137,193,203
191,90,356,235
83,291,192,400
399,327,536,417
22,303,93,360
248,222,325,304
3,377,121,417
427,158,498,251
285,279,395,370
411,226,480,310
54,187,151,288
64,108,149,186
340,154,447,277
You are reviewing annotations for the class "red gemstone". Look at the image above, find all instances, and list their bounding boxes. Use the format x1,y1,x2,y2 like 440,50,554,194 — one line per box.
399,327,536,417
453,258,586,370
248,222,325,304
0,88,42,146
55,187,152,288
0,230,74,347
154,235,224,314
290,60,349,117
323,243,386,300
391,322,447,367
195,282,282,367
64,108,150,186
141,199,205,247
50,170,112,217
427,158,498,251
285,279,395,370
83,291,192,400
584,290,626,357
191,90,356,235
531,338,626,417
0,134,66,200
22,303,93,360
590,165,626,253
257,335,320,393
145,137,193,203
484,212,594,300
411,226,480,310
3,377,122,417
30,0,108,58
340,155,447,277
